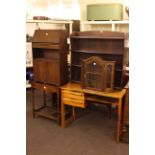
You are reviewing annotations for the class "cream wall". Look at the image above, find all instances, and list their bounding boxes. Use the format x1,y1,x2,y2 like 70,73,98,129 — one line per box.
26,0,80,19
26,0,129,20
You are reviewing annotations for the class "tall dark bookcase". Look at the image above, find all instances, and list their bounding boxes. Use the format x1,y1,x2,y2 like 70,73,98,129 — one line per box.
70,31,125,89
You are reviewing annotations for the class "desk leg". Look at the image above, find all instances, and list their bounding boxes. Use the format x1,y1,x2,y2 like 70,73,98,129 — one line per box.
57,91,62,125
117,99,122,142
72,106,76,120
61,101,65,128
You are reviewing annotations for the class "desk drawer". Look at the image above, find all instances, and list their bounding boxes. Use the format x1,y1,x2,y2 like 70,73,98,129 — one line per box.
62,90,84,99
61,90,86,108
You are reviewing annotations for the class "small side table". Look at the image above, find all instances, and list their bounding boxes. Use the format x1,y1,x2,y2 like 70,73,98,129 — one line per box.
61,82,126,142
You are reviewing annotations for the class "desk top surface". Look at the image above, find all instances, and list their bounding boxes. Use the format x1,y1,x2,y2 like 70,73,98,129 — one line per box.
61,82,126,99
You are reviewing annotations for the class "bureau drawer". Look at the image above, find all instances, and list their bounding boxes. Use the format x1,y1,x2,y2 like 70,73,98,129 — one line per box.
31,82,58,93
61,90,86,108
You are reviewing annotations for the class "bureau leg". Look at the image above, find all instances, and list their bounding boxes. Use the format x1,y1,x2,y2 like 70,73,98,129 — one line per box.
116,99,122,142
61,102,65,128
32,88,36,118
43,90,46,107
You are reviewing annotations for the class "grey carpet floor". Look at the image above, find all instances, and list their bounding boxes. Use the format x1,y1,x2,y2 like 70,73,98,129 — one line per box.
26,90,129,155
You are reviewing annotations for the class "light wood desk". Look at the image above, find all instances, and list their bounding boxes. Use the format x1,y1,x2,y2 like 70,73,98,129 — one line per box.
61,82,126,142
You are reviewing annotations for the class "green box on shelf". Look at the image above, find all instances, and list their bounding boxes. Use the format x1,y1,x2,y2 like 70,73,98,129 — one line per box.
87,3,123,21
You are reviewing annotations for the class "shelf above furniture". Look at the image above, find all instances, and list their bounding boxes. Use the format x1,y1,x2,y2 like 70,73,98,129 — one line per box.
26,19,73,35
80,20,129,31
27,19,73,24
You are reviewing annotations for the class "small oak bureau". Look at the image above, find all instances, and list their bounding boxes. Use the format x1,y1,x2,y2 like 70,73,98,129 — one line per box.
31,29,69,124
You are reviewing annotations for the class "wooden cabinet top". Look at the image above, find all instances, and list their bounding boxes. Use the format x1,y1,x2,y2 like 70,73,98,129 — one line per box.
32,29,67,43
71,31,125,39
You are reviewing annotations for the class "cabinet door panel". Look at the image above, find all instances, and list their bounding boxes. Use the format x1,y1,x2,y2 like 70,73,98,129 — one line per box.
45,61,60,85
33,60,46,82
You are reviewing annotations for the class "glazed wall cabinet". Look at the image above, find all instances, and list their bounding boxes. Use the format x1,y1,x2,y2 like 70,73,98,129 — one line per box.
81,56,115,92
